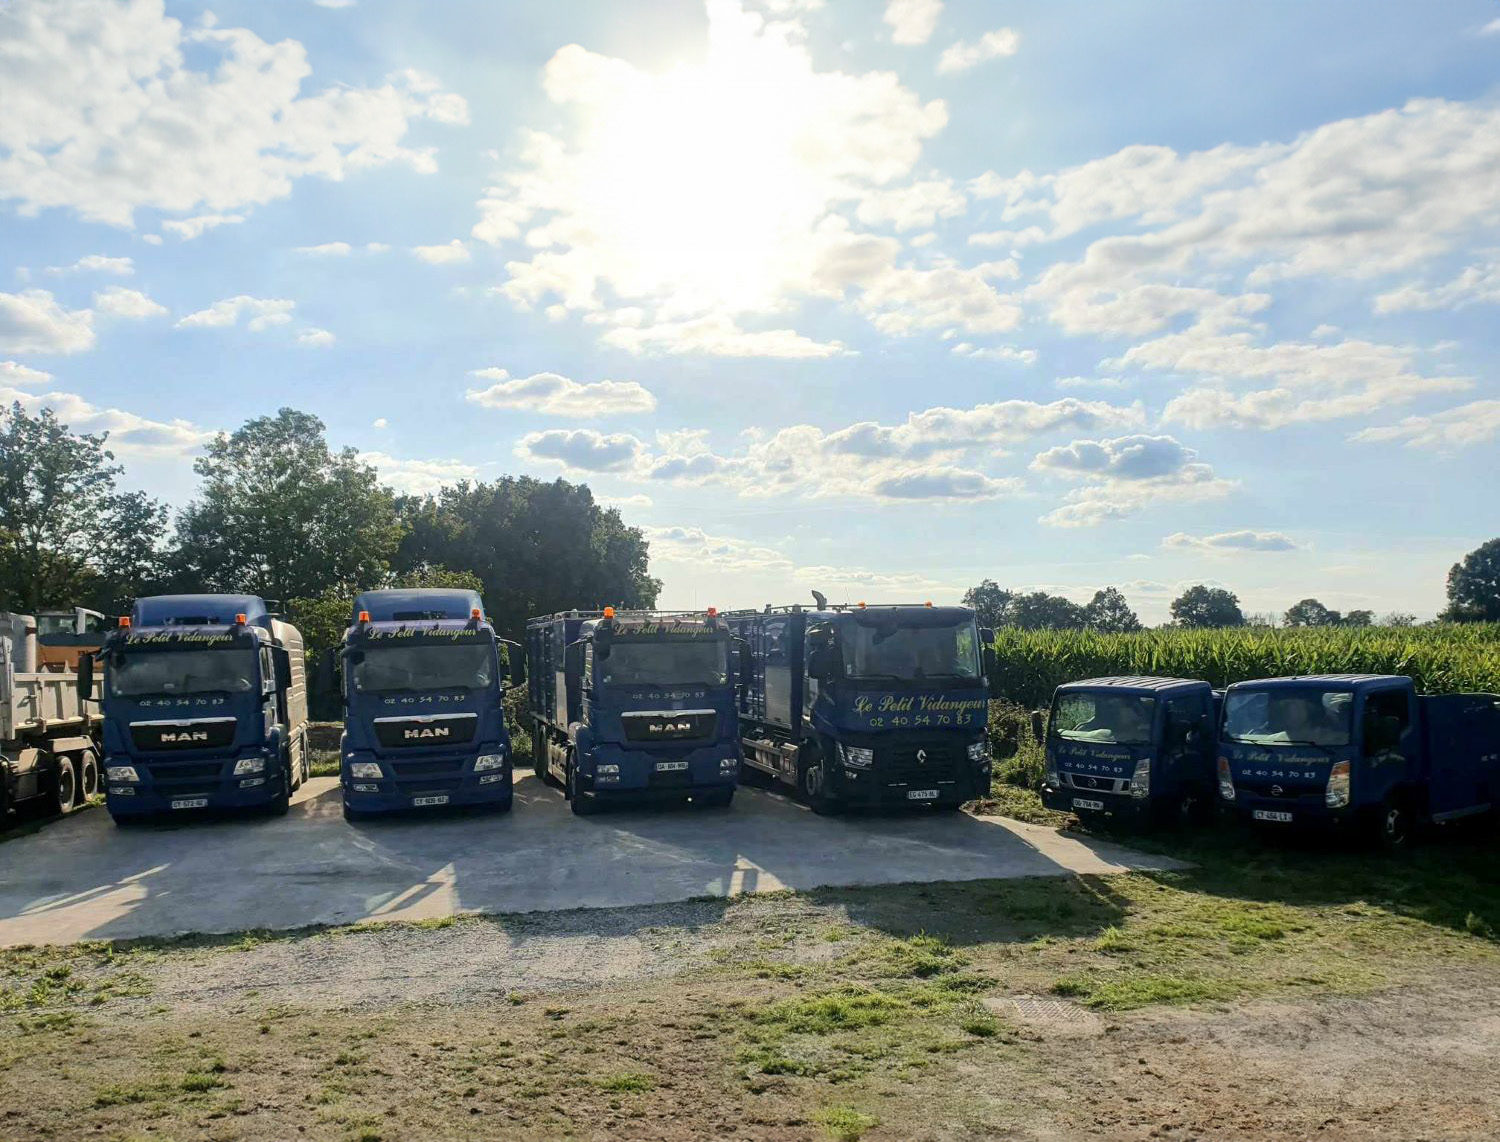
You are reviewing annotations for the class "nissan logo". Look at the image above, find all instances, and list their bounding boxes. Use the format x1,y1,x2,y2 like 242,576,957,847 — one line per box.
1271,784,1283,796
916,749,928,764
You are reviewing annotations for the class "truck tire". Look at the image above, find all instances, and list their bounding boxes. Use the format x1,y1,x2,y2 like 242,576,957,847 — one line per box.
75,750,100,802
700,788,734,810
269,761,292,816
798,752,837,816
1374,795,1411,851
51,755,78,816
532,726,548,782
342,802,368,823
567,753,597,816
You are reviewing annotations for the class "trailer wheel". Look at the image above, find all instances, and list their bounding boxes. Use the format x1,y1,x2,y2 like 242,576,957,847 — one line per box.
51,755,78,816
75,750,100,802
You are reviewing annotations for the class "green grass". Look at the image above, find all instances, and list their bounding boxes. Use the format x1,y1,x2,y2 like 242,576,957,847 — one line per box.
593,1071,658,1092
817,1105,880,1141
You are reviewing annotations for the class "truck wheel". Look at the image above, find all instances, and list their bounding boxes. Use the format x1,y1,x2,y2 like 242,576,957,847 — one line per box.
269,762,292,816
76,751,100,802
342,802,368,823
1375,796,1411,851
51,756,78,816
567,755,597,816
532,727,548,782
701,788,734,810
799,754,836,816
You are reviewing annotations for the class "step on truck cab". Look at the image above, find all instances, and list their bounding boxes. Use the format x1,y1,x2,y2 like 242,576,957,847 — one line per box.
727,600,993,813
1217,673,1500,847
526,608,741,814
1039,676,1220,826
336,589,521,820
83,594,309,823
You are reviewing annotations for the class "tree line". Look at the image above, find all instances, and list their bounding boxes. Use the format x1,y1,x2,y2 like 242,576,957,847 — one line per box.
0,404,660,656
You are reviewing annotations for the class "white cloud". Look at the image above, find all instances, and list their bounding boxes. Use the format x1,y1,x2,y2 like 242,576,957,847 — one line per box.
937,28,1019,74
92,286,167,319
0,384,208,458
884,0,942,45
597,313,850,358
175,295,295,331
1033,434,1235,528
0,0,468,228
1163,530,1300,554
466,369,657,415
599,493,653,509
296,327,336,347
1351,400,1500,453
362,451,478,494
372,417,388,429
0,289,95,354
1,360,52,385
1481,17,1500,35
854,178,966,231
1374,258,1500,313
950,341,1037,365
412,239,471,264
160,214,247,241
45,254,133,276
313,0,358,8
295,241,353,256
517,428,646,472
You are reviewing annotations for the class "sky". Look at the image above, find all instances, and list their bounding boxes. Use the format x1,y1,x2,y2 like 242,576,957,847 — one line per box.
2,0,1498,624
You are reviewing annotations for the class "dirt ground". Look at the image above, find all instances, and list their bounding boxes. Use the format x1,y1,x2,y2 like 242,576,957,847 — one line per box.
3,848,1499,1141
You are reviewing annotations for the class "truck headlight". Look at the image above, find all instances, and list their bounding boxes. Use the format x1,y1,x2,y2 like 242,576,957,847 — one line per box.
1044,756,1060,787
474,753,506,772
233,757,265,776
1325,760,1351,808
1217,756,1235,802
106,765,140,782
839,744,874,769
597,763,621,775
1128,758,1151,799
348,762,382,779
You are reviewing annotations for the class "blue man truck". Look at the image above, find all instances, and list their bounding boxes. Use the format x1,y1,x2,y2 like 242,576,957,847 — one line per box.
727,600,992,813
82,595,309,824
526,608,741,814
336,589,521,821
1039,676,1220,826
1217,673,1500,847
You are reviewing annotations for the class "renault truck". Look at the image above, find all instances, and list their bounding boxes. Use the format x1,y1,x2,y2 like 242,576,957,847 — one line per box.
337,588,521,820
526,608,741,814
727,599,993,813
84,594,309,823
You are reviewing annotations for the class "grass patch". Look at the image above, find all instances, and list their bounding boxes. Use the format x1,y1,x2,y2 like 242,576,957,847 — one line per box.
753,987,907,1036
593,1071,658,1093
817,1105,880,1141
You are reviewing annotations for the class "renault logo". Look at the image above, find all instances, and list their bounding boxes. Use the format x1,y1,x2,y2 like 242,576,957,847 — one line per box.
916,749,928,764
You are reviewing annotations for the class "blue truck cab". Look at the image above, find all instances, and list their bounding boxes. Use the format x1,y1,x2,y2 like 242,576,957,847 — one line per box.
526,609,741,814
727,601,992,813
88,594,310,823
1217,673,1500,846
337,589,520,821
1040,676,1220,825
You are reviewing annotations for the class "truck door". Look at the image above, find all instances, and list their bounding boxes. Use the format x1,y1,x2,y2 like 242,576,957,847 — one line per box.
1359,686,1414,807
1162,692,1210,796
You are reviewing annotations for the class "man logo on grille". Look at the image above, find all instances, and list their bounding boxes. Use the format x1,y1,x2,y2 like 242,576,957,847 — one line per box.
916,749,928,764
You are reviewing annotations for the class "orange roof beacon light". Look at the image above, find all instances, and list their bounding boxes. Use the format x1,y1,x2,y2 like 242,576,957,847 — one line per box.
603,606,616,619
118,616,131,628
234,613,247,625
470,608,482,620
925,600,933,607
857,601,866,609
706,606,718,617
357,610,371,624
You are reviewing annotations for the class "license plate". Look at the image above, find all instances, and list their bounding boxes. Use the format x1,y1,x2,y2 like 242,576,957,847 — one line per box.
655,760,689,772
170,797,209,810
907,789,939,801
1253,809,1293,823
412,794,450,807
1072,798,1105,811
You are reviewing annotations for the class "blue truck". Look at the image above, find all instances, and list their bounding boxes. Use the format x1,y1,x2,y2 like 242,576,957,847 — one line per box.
336,588,520,821
1039,676,1220,826
82,594,310,824
727,600,992,813
1217,673,1500,847
526,608,741,814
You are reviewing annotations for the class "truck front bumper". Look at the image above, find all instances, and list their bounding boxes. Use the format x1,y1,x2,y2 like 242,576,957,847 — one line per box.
576,741,740,800
829,764,986,808
1224,793,1357,832
1041,782,1151,822
341,748,513,815
104,752,288,818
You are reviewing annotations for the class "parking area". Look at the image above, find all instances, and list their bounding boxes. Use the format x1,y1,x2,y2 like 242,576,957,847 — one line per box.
0,775,1183,946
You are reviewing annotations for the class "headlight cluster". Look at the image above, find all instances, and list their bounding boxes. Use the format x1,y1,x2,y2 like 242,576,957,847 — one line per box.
106,765,139,783
473,753,507,773
597,763,621,775
1128,758,1151,800
967,740,990,763
1217,756,1236,802
1325,760,1351,808
233,757,265,776
839,744,874,769
348,761,382,780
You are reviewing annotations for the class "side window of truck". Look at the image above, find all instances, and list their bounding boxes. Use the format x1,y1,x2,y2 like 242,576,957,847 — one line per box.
1364,689,1410,750
1164,695,1206,746
260,646,276,694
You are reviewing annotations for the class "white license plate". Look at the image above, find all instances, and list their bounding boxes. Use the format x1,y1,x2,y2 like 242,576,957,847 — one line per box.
170,797,209,810
1072,798,1105,811
655,760,689,772
1253,809,1293,823
907,789,940,801
412,794,450,807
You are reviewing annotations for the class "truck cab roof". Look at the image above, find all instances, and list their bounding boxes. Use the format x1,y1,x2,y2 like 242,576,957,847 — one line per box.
1057,676,1209,695
1224,674,1407,692
131,594,272,633
353,588,484,624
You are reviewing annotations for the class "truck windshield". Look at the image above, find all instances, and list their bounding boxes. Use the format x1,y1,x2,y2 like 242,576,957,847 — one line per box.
599,640,728,687
1052,692,1157,745
353,644,494,693
1222,689,1353,746
109,649,259,697
840,619,981,682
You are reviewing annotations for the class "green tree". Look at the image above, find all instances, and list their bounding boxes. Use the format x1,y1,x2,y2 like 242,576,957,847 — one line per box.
1381,611,1418,627
169,409,402,603
1284,598,1339,627
0,401,167,614
1170,585,1245,628
394,477,659,640
1005,591,1088,630
1441,538,1500,622
961,579,1014,628
1083,586,1142,632
1342,609,1374,628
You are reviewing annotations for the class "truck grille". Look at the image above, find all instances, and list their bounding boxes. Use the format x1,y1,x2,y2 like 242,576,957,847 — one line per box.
373,713,478,749
143,761,223,782
621,710,718,743
877,739,963,784
389,758,466,778
129,718,236,752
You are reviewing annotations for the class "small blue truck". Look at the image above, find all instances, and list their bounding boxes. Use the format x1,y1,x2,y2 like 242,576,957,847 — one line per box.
526,608,741,814
1217,673,1500,846
84,594,310,824
1038,676,1220,826
336,588,520,821
726,600,992,813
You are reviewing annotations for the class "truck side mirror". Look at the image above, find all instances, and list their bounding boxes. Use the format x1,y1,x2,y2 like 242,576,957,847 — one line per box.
1030,709,1046,744
807,645,841,682
76,653,94,701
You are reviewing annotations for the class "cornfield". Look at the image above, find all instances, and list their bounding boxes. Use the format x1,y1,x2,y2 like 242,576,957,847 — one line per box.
988,624,1500,709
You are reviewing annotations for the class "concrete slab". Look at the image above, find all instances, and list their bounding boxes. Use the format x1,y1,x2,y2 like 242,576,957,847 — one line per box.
0,775,1185,947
